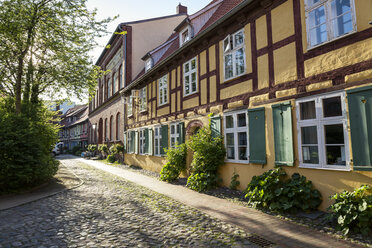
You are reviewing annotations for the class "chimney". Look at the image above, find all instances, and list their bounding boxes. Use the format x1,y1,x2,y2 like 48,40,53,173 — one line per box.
177,3,187,15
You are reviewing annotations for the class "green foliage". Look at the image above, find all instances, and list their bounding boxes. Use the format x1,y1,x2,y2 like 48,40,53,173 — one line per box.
109,144,124,155
186,123,226,192
87,144,97,153
229,172,240,190
328,185,372,236
106,154,116,163
98,144,108,156
244,167,322,213
160,143,187,182
71,146,82,156
0,98,59,193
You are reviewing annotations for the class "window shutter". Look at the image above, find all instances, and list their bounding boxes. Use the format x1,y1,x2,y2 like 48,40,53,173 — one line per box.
248,107,266,164
161,125,168,155
130,131,135,153
134,130,139,154
347,87,372,169
272,102,294,166
144,129,149,154
123,132,127,153
210,115,221,138
148,129,153,155
178,122,185,144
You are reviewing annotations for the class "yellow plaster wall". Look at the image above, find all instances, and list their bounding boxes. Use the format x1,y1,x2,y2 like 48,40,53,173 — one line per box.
209,45,216,71
219,40,224,83
183,96,199,109
171,69,176,90
257,54,269,89
304,38,372,77
345,69,372,83
256,15,267,50
177,91,181,111
125,154,166,173
210,75,217,103
177,66,181,87
152,81,156,100
244,24,252,74
274,42,297,84
201,79,207,105
171,93,176,112
220,80,252,100
157,106,170,117
306,80,333,92
271,0,295,43
355,0,372,31
200,50,207,76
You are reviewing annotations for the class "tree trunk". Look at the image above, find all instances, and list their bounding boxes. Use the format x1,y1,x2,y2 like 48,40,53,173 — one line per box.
15,57,24,114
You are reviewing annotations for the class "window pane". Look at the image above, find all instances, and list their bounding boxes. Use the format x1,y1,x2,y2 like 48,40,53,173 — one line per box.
301,126,318,144
223,37,230,52
155,128,158,136
224,54,233,79
323,96,342,117
234,31,244,46
309,6,326,28
191,59,196,70
225,115,234,128
191,73,197,92
300,101,316,120
332,12,352,37
176,124,180,134
235,48,245,76
238,132,247,146
237,113,246,127
226,133,235,159
326,145,346,165
238,147,247,160
185,63,189,73
302,146,319,164
325,124,344,144
308,5,327,46
171,125,175,134
309,25,327,46
185,76,190,94
330,0,351,17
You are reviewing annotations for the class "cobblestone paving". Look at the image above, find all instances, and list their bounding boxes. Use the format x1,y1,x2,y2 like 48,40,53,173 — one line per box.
0,158,261,248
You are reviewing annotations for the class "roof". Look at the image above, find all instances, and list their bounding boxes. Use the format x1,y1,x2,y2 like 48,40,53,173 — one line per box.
130,0,245,89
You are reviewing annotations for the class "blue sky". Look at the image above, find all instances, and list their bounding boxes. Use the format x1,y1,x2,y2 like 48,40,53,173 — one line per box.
86,0,212,61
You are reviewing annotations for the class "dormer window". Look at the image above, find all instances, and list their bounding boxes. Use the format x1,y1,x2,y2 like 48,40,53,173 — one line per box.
145,58,153,72
180,26,192,46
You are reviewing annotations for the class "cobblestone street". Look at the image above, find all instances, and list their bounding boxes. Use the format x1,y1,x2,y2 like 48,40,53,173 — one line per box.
0,158,261,248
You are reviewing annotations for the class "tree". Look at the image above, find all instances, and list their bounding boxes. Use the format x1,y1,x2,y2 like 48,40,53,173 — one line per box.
0,0,115,113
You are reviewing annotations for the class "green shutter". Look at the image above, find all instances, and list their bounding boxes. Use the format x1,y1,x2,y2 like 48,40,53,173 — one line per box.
148,129,153,155
123,131,127,153
130,131,135,153
210,115,221,138
347,87,372,169
248,107,266,164
134,130,138,154
144,129,149,154
161,125,168,155
272,102,294,166
178,122,185,144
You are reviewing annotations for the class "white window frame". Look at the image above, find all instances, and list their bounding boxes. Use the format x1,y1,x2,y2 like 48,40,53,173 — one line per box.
139,87,147,112
127,131,133,154
223,29,246,81
127,96,133,117
139,129,146,155
170,123,180,148
183,57,198,96
296,91,350,171
154,126,161,156
145,58,153,72
305,0,356,49
158,75,168,106
179,26,191,46
224,110,249,163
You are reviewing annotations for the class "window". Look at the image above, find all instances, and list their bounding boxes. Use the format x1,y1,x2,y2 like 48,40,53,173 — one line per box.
224,110,248,163
296,92,349,170
107,78,111,98
170,123,180,148
127,131,133,153
113,72,118,94
154,126,161,156
105,118,108,141
223,29,245,81
139,87,147,112
116,113,120,140
183,57,197,96
139,129,146,154
110,116,114,141
180,26,191,46
145,58,152,72
127,96,133,116
158,75,168,105
119,65,123,90
305,0,355,48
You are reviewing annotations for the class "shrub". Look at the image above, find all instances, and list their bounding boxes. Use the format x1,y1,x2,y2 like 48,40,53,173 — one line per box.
244,167,322,213
72,146,82,155
186,119,226,192
160,143,187,182
229,172,240,190
98,144,108,157
87,144,97,153
109,144,124,155
328,185,372,236
106,154,116,163
0,98,59,193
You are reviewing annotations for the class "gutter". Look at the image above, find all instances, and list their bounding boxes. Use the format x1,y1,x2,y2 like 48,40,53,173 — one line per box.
121,0,255,95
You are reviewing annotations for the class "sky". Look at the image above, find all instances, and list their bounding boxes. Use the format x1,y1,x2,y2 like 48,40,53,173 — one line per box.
86,0,213,62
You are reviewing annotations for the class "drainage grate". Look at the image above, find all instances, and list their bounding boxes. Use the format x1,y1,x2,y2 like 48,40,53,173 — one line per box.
246,234,275,247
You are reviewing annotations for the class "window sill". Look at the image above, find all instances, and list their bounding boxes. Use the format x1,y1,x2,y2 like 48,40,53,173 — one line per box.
225,159,249,164
139,110,148,115
299,165,351,172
